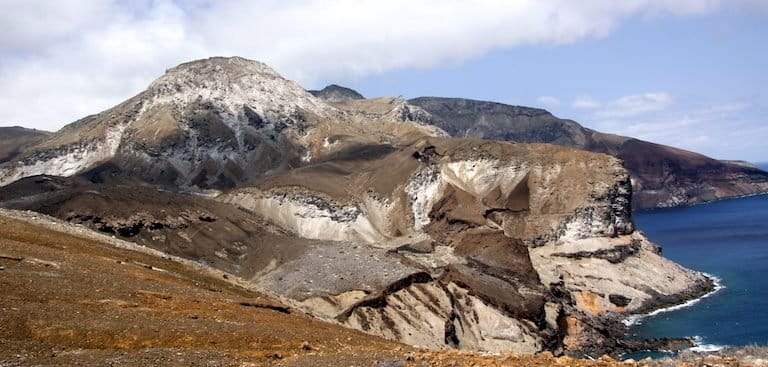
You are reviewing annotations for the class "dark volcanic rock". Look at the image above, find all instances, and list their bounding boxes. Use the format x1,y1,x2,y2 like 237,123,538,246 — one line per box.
552,240,641,264
308,84,365,102
0,174,311,278
608,294,631,307
0,126,51,164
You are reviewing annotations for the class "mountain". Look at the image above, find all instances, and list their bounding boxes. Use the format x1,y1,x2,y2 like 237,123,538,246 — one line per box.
0,58,441,189
0,126,51,164
0,57,714,357
407,97,768,209
309,84,365,102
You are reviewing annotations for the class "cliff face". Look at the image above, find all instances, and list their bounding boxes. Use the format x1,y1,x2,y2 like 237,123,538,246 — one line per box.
0,57,713,356
408,97,768,209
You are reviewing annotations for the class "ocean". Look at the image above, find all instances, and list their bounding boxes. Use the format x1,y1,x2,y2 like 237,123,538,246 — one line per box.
626,193,768,355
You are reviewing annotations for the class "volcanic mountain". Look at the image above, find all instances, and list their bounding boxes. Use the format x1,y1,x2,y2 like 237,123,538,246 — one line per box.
0,57,715,357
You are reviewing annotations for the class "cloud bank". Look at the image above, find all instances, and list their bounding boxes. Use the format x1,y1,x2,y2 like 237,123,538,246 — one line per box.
573,92,766,161
536,96,561,108
0,0,760,130
572,96,602,109
595,92,674,118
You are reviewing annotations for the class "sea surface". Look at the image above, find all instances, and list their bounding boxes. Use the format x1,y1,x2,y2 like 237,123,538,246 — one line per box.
626,193,768,355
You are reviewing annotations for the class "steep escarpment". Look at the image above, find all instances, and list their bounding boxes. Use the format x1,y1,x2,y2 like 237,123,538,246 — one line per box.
0,58,714,357
408,97,768,209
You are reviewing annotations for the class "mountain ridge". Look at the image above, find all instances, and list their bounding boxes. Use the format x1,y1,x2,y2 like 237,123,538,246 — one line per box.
0,126,51,164
312,87,768,209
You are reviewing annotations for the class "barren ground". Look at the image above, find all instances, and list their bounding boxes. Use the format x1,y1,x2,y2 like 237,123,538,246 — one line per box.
0,212,762,366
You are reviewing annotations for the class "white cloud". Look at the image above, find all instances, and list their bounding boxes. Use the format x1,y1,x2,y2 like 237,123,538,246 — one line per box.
0,0,760,130
536,96,561,107
0,0,112,51
595,92,674,118
618,101,751,137
572,95,602,109
583,98,767,160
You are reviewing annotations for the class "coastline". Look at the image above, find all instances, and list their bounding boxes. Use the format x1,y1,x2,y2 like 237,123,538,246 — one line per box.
614,274,726,359
623,273,725,327
634,191,768,213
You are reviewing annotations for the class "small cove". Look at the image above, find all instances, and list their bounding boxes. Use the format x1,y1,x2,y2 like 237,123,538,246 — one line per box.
625,194,768,357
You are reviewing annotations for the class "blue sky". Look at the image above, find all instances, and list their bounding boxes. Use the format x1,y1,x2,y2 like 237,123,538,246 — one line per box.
327,12,768,162
1,0,766,162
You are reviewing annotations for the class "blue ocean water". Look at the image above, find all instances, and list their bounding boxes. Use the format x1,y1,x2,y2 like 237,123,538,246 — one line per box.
627,194,768,351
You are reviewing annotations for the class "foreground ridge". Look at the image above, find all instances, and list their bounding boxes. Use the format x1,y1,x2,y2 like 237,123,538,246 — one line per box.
2,210,764,366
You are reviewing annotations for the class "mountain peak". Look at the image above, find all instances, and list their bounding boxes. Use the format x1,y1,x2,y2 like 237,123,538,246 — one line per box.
0,57,337,187
159,56,280,82
143,56,333,121
308,84,364,102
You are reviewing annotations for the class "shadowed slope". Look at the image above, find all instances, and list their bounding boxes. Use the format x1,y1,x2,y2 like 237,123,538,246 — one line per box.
0,127,51,164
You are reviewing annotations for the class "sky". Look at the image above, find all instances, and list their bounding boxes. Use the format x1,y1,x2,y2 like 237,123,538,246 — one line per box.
1,0,767,162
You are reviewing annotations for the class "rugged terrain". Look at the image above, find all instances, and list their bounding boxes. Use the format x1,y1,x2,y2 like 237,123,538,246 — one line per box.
0,208,408,366
401,97,768,209
0,57,721,359
1,209,764,366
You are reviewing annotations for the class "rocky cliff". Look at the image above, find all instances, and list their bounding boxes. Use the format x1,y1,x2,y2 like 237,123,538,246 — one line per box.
404,97,768,209
0,57,714,356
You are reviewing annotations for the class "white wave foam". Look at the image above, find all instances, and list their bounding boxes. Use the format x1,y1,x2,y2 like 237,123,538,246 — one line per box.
623,273,725,326
689,336,726,353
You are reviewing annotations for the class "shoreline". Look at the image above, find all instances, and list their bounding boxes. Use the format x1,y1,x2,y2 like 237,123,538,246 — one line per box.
617,274,727,358
688,335,727,353
634,191,768,213
623,273,725,327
